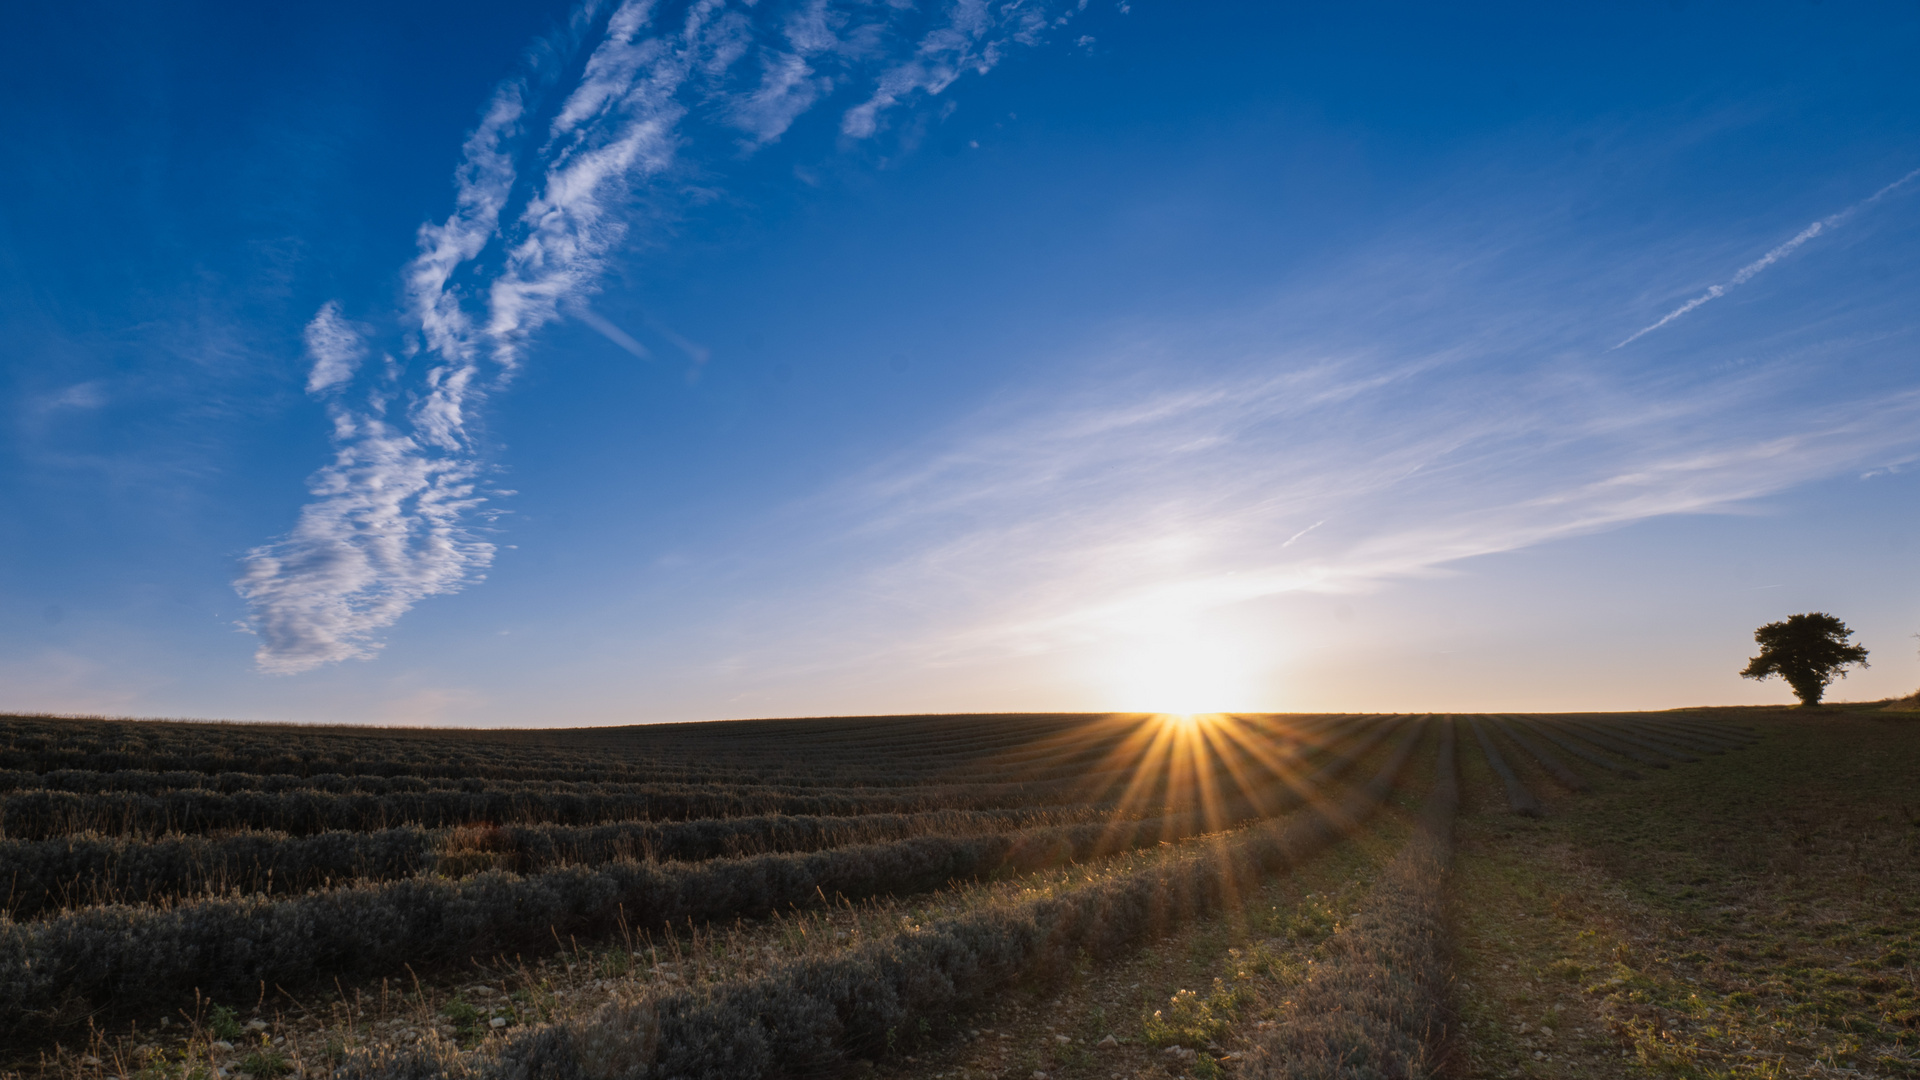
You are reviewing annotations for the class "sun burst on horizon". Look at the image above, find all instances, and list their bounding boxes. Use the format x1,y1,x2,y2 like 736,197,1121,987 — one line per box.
1057,709,1349,843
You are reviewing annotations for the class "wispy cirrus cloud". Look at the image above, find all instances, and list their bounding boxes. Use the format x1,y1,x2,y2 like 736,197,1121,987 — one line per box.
793,353,1920,677
301,301,366,395
233,408,496,674
40,382,108,412
840,0,1063,139
693,179,1920,690
238,0,1089,673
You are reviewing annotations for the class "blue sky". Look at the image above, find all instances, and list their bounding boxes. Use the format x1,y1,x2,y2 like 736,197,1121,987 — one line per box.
4,0,1918,724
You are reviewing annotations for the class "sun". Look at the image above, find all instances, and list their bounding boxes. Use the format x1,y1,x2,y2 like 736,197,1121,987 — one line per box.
1095,625,1267,715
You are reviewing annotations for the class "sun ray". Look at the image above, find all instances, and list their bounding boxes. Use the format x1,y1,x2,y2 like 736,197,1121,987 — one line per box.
1195,714,1277,823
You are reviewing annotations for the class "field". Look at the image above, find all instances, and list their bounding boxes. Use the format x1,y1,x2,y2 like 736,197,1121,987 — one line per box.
1,705,1916,1079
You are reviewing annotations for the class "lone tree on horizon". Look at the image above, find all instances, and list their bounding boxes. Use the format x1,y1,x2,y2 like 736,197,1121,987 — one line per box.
1740,612,1869,707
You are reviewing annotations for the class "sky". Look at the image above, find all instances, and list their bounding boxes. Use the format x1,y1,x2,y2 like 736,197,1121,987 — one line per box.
3,0,1919,725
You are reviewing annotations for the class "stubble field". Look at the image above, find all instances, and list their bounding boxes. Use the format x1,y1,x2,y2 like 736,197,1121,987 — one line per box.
1,702,1915,1079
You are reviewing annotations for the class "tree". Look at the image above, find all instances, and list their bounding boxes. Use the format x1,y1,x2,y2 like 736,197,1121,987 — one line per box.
1740,612,1869,706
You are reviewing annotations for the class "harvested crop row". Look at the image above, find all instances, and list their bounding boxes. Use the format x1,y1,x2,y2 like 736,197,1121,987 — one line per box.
0,726,1196,796
1576,714,1706,748
0,713,1353,798
1486,717,1587,792
0,734,1296,803
1634,714,1756,744
0,776,1129,841
342,720,1433,1080
1,710,1380,918
0,713,1140,785
0,716,1387,919
1564,718,1699,762
1236,717,1458,1080
1,717,1381,917
1605,717,1745,754
0,768,1133,798
1535,718,1672,768
0,806,1125,920
1467,716,1541,817
1582,707,1751,737
0,719,1329,842
0,719,1396,1040
1502,716,1641,780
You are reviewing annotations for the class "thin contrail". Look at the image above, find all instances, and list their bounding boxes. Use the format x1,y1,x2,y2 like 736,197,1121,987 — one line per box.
1614,166,1920,349
1281,520,1325,548
577,308,653,360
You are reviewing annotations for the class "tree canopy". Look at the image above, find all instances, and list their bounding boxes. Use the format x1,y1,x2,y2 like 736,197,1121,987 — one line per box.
1739,612,1869,706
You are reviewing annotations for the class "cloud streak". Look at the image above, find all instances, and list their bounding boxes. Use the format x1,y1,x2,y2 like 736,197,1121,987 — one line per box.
238,0,1086,673
682,181,1920,694
840,0,1054,139
815,360,1920,677
1615,166,1920,348
301,302,367,395
576,307,652,359
234,413,496,673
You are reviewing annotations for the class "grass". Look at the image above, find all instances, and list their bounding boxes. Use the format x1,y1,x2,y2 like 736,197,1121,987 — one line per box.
1453,704,1920,1079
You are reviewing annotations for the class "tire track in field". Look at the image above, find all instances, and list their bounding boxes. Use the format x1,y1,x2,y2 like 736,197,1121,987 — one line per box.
1235,716,1459,1079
